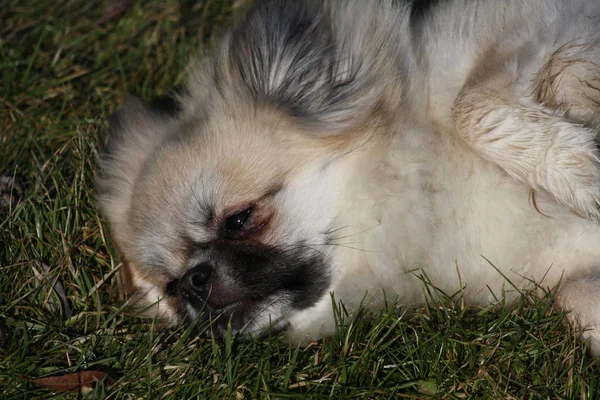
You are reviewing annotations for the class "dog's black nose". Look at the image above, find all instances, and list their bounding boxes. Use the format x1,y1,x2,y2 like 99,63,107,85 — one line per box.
180,263,213,305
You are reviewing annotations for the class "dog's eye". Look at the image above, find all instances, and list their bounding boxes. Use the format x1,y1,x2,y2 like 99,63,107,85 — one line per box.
224,207,253,238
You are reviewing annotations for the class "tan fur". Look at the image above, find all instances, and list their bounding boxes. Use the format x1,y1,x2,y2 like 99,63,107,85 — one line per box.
97,0,600,354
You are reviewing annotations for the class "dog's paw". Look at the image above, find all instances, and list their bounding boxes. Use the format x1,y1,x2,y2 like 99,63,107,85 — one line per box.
540,137,600,222
568,180,600,222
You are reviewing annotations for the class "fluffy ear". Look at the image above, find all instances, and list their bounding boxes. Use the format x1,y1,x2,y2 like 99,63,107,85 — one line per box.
221,0,402,133
105,94,180,149
96,95,179,247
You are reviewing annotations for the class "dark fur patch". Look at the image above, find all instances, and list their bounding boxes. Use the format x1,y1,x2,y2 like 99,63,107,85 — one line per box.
409,0,446,40
149,95,182,118
410,0,443,23
225,0,381,130
183,240,330,333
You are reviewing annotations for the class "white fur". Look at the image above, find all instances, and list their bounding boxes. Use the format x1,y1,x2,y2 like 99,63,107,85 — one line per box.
97,0,600,354
285,0,600,350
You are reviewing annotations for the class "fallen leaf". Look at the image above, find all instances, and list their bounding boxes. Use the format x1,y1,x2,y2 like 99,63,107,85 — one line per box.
30,370,107,393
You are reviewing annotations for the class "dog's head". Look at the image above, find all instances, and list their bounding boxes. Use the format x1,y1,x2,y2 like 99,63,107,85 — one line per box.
96,0,404,338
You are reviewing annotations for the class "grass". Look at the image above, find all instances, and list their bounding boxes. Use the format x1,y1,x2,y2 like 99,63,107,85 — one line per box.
1,0,599,398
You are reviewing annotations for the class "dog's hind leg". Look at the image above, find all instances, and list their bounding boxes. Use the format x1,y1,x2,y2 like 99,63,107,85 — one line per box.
452,43,600,221
556,268,600,357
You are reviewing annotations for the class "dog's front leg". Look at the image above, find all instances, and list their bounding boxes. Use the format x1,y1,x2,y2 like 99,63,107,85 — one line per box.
452,84,600,221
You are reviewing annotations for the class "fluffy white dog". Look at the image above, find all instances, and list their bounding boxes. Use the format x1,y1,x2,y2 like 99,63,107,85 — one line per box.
97,0,600,354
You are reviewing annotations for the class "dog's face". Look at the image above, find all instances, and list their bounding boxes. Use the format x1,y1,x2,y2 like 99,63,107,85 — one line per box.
98,96,375,336
97,0,395,337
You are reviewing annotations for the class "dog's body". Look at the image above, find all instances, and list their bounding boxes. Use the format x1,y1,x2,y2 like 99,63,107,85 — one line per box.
97,0,600,353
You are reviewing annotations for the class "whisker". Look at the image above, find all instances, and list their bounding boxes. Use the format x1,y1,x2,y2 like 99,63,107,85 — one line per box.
327,222,381,241
322,224,353,235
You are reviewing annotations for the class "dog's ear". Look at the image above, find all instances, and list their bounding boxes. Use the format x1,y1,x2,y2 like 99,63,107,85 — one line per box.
106,95,180,148
223,0,396,134
96,95,180,245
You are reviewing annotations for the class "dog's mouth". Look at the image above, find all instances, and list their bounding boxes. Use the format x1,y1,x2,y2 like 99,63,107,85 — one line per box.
203,299,254,333
187,296,289,337
167,281,260,334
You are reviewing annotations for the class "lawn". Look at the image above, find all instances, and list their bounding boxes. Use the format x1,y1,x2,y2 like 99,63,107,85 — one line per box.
1,0,600,398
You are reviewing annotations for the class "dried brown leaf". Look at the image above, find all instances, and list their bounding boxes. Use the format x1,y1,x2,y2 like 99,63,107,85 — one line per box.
30,370,107,393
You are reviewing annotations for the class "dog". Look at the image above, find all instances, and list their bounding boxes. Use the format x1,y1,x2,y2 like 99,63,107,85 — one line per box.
97,0,600,354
